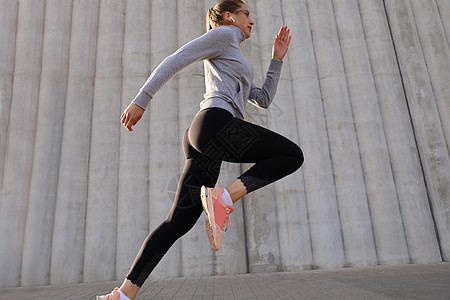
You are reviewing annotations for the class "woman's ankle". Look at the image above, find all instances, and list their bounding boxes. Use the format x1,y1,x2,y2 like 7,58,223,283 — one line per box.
119,279,140,300
226,179,248,203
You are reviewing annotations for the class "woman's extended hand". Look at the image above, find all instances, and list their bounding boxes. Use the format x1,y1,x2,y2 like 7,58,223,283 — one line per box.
121,102,144,131
272,26,291,61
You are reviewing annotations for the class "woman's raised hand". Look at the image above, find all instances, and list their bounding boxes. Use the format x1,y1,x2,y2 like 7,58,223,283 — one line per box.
272,26,291,61
121,102,144,131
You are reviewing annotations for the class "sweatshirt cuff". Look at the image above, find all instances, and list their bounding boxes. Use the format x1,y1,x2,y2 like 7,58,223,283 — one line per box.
269,58,283,72
131,90,152,110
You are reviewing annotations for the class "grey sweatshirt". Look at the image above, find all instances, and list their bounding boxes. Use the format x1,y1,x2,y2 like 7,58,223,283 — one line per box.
132,25,283,119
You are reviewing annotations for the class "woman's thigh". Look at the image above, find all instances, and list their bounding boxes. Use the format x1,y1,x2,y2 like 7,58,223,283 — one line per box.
217,118,302,164
186,108,302,164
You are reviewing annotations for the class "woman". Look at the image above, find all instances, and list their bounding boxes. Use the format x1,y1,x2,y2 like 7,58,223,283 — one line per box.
97,0,303,299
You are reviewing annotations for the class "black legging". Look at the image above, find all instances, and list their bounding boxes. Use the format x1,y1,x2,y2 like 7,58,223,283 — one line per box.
127,108,304,286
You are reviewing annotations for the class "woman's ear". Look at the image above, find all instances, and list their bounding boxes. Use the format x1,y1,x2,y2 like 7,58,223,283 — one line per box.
224,11,233,23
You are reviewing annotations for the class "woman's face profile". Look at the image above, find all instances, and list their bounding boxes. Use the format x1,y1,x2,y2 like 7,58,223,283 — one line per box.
229,4,254,39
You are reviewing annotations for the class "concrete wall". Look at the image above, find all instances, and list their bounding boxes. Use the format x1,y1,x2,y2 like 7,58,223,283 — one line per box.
0,0,448,287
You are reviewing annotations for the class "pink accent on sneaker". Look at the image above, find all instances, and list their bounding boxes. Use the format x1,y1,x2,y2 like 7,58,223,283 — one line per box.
96,287,120,300
201,185,235,251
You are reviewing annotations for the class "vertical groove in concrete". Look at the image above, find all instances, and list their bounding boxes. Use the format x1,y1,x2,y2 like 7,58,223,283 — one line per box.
116,0,151,279
359,0,441,264
50,0,100,284
283,0,341,270
307,0,374,267
384,0,450,261
147,0,181,279
21,0,72,286
334,0,408,265
0,0,19,193
83,0,125,283
0,0,45,287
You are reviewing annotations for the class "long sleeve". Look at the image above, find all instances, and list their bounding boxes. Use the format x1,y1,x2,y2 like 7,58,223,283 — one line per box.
248,59,283,109
132,28,233,110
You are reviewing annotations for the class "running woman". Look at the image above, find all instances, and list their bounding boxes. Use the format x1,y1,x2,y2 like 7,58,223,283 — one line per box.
97,1,303,299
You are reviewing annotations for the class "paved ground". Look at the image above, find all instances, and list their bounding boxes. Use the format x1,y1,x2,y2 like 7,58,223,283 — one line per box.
1,262,449,299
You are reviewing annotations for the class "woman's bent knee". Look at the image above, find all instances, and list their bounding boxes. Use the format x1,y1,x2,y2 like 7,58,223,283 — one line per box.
293,145,304,171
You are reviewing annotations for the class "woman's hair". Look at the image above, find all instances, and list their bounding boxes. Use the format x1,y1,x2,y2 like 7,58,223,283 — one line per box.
206,0,246,31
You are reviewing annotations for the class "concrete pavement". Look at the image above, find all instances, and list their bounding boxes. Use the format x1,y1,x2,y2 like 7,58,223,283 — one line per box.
1,262,449,299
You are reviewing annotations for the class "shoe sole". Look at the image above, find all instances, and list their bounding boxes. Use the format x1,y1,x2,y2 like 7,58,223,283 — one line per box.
201,186,219,251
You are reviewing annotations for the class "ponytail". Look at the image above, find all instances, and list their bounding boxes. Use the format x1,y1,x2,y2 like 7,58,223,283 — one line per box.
206,8,215,32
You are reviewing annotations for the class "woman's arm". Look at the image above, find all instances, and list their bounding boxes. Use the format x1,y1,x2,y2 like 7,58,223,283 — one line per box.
248,59,283,109
248,26,291,109
121,27,233,131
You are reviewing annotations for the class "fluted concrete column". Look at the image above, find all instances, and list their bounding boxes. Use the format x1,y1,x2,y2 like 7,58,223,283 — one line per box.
50,0,100,284
0,0,45,288
410,0,450,146
147,0,181,279
358,0,441,264
436,0,450,48
21,0,72,286
307,0,376,266
177,0,215,277
385,0,450,261
242,0,282,273
253,0,311,272
83,0,125,283
116,0,151,278
0,0,18,191
334,0,408,265
282,0,342,269
241,0,275,274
